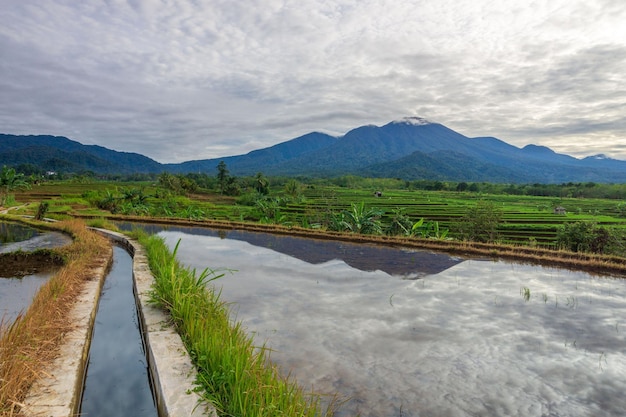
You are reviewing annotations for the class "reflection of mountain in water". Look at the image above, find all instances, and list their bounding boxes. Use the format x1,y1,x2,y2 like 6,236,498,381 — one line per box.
117,222,462,277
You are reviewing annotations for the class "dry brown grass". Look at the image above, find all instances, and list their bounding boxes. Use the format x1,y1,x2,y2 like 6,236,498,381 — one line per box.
0,219,112,416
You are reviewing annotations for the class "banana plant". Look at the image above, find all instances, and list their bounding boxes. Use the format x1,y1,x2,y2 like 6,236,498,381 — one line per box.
411,218,449,239
340,202,384,234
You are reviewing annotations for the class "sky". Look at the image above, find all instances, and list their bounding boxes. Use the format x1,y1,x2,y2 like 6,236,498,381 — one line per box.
1,0,626,164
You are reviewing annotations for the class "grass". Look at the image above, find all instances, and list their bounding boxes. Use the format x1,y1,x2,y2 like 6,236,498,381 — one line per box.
0,219,112,416
13,181,626,248
137,232,336,417
85,216,120,231
24,182,626,247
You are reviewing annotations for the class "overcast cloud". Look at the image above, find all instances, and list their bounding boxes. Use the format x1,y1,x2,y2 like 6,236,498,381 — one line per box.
1,0,625,163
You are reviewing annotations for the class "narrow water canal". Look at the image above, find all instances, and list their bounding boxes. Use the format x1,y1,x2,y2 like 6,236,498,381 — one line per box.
79,246,157,417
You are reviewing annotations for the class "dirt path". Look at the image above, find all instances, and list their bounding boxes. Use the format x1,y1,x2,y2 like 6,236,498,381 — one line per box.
0,205,26,215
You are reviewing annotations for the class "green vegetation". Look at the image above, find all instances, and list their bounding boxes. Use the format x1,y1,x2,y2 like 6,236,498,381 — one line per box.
328,201,384,234
4,165,626,415
0,166,30,206
457,200,503,243
138,232,335,417
9,166,626,255
556,221,625,254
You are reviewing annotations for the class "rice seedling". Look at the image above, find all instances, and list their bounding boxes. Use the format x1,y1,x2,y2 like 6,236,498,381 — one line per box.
138,232,337,417
566,296,579,309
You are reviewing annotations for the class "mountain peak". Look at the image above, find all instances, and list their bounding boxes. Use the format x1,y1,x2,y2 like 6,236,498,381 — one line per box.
522,144,555,154
585,153,611,160
391,116,433,126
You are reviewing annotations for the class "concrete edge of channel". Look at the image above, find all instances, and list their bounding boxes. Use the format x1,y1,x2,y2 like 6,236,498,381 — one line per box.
21,228,217,417
104,230,217,417
20,247,110,417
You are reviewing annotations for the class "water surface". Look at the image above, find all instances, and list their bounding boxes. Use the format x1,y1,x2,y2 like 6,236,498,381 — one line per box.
0,222,72,254
153,226,626,417
80,246,157,417
0,271,54,323
0,222,38,244
0,222,69,323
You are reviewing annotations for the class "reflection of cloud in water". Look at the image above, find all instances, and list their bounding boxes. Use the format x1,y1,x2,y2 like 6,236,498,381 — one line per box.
80,247,156,417
161,231,626,417
0,272,53,323
0,231,72,254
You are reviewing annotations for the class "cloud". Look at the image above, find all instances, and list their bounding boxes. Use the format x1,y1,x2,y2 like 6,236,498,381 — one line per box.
160,228,626,416
1,0,625,162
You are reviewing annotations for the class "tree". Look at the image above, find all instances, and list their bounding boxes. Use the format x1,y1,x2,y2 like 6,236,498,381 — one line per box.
254,172,269,195
556,221,623,254
223,176,240,196
457,200,503,243
158,172,180,193
217,161,230,194
284,179,302,198
0,166,31,205
468,183,480,192
456,182,469,192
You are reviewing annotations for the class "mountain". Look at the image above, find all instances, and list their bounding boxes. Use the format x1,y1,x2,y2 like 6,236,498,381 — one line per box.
166,117,626,182
3,117,626,183
167,132,338,174
0,134,163,174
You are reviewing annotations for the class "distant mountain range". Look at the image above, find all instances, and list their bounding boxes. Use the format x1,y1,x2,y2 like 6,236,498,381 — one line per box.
3,117,626,183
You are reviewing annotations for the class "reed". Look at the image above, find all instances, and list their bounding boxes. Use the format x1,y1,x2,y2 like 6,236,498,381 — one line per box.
0,219,112,416
138,232,336,417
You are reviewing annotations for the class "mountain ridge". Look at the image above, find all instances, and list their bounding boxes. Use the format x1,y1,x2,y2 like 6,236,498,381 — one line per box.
2,118,626,183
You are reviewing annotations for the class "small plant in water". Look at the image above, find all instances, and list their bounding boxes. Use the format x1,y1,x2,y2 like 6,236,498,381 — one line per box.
566,296,579,309
521,287,531,302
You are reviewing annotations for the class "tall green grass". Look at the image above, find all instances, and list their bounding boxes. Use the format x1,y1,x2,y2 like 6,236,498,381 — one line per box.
138,232,336,417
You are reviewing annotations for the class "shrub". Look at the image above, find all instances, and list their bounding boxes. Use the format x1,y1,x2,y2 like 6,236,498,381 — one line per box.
556,221,625,255
456,200,503,243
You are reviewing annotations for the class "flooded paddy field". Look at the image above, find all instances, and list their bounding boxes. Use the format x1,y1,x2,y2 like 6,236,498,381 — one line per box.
124,223,626,417
0,222,70,323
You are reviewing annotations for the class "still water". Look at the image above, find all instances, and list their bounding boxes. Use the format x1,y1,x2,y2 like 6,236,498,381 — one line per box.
79,246,157,417
0,222,71,323
0,271,54,323
147,225,625,417
0,222,38,245
0,222,72,254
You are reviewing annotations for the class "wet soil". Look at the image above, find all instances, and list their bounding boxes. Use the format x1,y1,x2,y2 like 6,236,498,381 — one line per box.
0,252,64,278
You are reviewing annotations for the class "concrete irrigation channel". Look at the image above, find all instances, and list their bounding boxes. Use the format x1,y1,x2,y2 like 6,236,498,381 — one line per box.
20,229,216,417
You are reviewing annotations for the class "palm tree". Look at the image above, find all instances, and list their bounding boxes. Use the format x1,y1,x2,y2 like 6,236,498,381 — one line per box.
254,172,269,195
